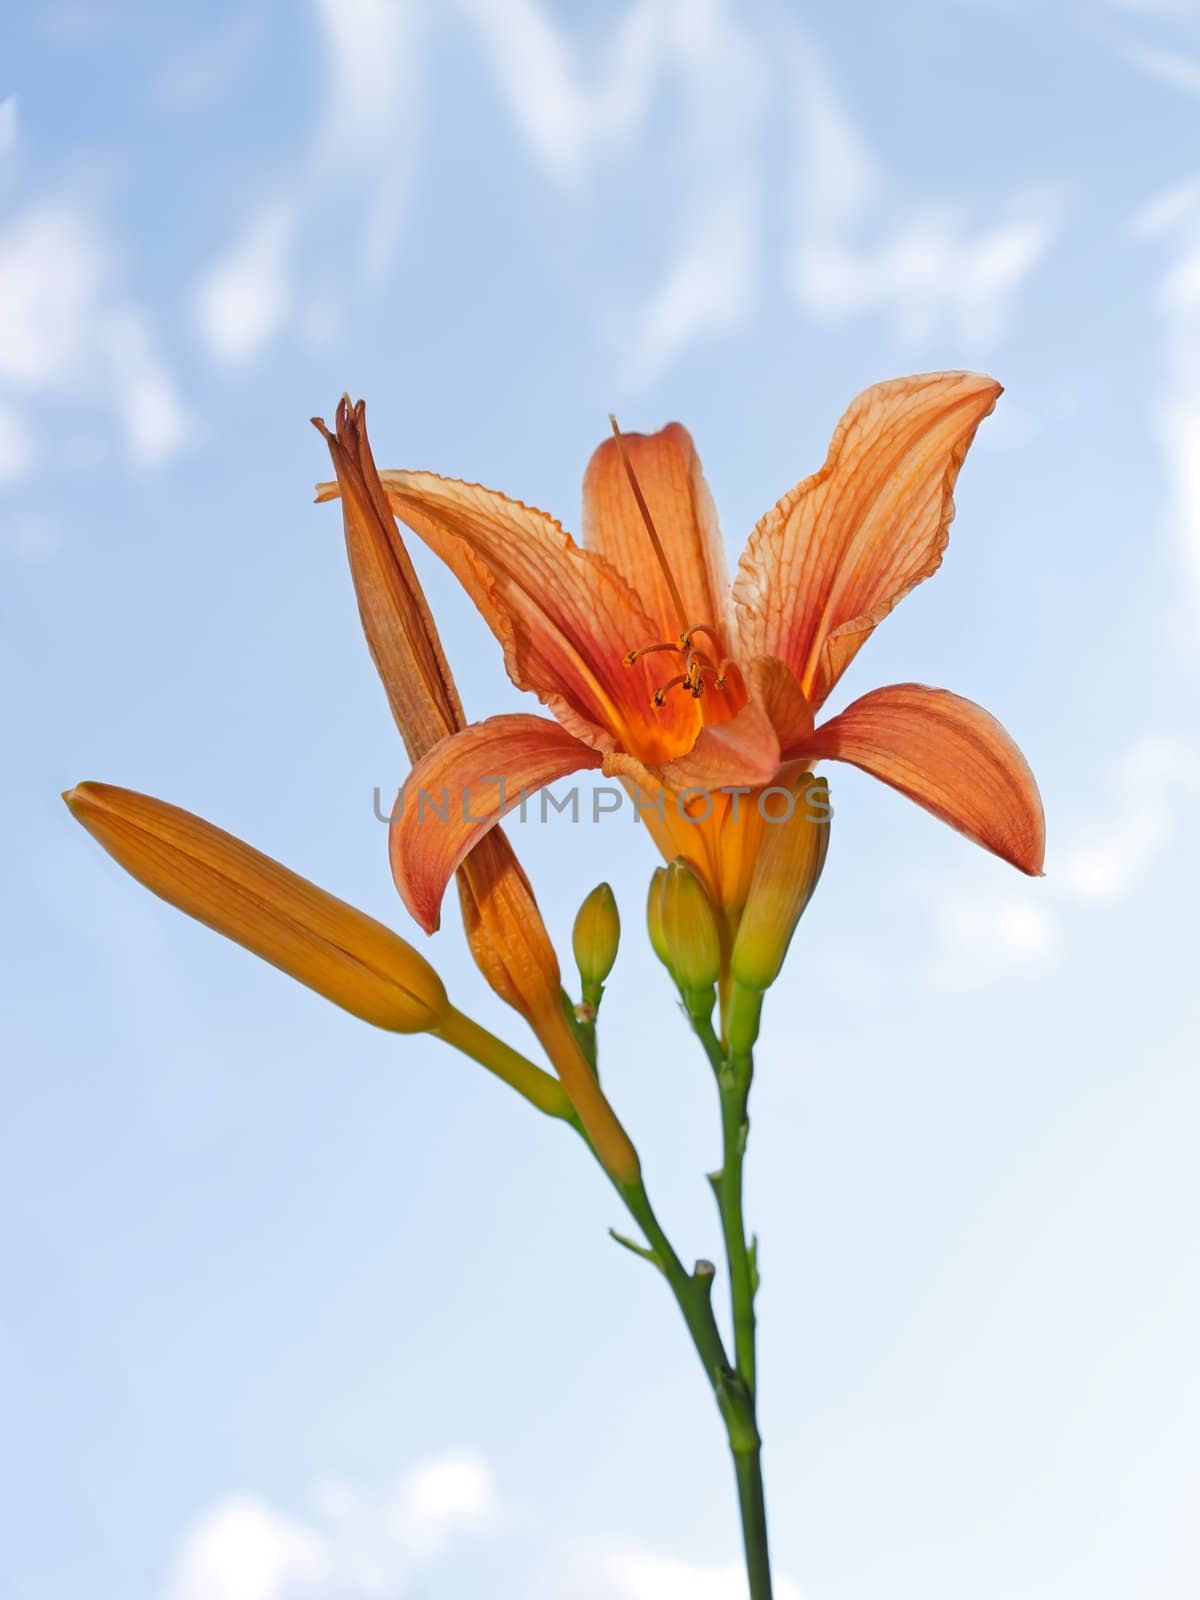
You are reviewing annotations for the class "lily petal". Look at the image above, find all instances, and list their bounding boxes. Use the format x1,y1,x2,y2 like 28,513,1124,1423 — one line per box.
391,714,602,933
314,400,463,759
582,421,732,653
316,402,579,1037
656,698,780,792
733,372,1002,708
318,469,699,764
795,683,1045,874
747,655,815,754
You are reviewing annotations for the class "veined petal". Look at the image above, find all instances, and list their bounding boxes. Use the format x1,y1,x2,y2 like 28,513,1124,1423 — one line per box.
655,698,780,792
455,831,562,1018
65,782,448,1031
391,714,602,933
315,403,571,1035
318,468,699,764
795,683,1045,874
314,399,462,759
733,372,1002,707
747,655,815,754
582,421,733,653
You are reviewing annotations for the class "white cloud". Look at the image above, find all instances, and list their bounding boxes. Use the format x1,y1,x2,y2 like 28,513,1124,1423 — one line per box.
1114,37,1200,91
465,0,766,383
201,0,765,381
629,183,756,382
562,1540,806,1600
1134,181,1200,608
1129,177,1200,238
0,203,111,388
194,0,421,365
0,197,191,474
0,96,16,153
928,886,1061,991
196,206,295,368
161,1453,497,1600
456,0,658,187
102,308,194,463
164,1496,329,1600
925,733,1200,987
787,30,1059,351
151,10,264,111
1057,734,1200,903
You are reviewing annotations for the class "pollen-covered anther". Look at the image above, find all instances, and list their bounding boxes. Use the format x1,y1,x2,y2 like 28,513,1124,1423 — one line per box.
651,673,691,708
635,638,731,708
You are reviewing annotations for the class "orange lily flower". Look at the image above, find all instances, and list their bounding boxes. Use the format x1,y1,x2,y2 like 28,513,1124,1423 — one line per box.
318,372,1044,942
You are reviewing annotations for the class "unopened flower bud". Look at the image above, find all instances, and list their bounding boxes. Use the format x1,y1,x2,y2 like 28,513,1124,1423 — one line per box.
659,858,722,1017
646,867,673,972
573,882,620,999
728,774,830,1050
64,781,448,1033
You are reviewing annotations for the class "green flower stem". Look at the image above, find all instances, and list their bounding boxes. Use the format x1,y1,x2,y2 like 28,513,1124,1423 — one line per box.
734,1446,773,1599
617,1178,730,1382
565,1026,773,1597
435,1006,575,1120
691,1016,772,1597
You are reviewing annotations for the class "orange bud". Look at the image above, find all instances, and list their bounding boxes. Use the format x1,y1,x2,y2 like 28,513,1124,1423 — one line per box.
316,401,567,1033
65,782,447,1033
730,774,830,994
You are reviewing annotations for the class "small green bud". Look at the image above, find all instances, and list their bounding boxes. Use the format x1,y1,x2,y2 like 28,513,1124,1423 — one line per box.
572,881,620,995
646,866,673,972
660,858,722,1016
730,773,830,995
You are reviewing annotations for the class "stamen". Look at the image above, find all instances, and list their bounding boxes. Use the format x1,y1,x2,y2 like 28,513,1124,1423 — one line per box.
680,623,719,649
609,415,690,637
623,641,681,667
652,674,691,708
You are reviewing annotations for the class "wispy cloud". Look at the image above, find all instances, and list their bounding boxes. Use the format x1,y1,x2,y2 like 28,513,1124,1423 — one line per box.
1118,38,1200,90
464,0,765,384
0,95,16,154
196,205,295,368
1057,734,1200,902
787,29,1060,351
150,8,265,111
1131,176,1200,610
925,733,1200,988
927,881,1061,992
0,194,191,480
1099,0,1200,93
457,0,659,188
194,0,422,367
161,1453,497,1600
164,1497,328,1600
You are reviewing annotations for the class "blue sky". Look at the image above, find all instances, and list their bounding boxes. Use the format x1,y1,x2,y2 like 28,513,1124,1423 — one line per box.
4,1,1200,1596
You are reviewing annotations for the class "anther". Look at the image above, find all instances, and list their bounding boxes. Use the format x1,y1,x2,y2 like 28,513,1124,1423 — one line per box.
652,674,691,708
